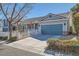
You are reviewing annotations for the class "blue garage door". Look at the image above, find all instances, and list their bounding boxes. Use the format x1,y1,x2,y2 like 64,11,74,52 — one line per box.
41,24,63,35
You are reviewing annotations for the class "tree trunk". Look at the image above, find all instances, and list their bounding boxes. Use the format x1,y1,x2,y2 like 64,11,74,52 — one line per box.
70,11,76,34
8,22,12,40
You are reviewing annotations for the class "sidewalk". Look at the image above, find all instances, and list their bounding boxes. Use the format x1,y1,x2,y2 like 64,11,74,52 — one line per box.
6,37,47,55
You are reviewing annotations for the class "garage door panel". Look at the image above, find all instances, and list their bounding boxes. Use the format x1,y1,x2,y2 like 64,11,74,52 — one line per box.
41,24,63,35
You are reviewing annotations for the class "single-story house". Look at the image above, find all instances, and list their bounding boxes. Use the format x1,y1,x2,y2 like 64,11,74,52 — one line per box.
20,12,73,35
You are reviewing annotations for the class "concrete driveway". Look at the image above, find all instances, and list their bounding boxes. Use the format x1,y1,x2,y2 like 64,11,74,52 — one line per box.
0,45,42,56
5,35,62,55
6,37,47,55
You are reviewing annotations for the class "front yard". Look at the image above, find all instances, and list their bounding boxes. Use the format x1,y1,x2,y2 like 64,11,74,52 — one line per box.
1,33,79,56
46,36,79,56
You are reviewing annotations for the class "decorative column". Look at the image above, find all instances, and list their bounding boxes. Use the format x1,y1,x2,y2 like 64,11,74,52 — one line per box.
63,22,68,35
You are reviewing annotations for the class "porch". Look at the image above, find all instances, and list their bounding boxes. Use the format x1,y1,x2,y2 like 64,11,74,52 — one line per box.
26,23,41,36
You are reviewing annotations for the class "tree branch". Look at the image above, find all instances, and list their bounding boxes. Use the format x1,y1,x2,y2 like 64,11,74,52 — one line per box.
0,4,9,22
13,4,26,20
5,5,8,15
13,7,32,24
10,3,17,22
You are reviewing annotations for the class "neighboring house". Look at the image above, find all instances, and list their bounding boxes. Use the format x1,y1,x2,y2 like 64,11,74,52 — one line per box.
0,19,17,37
0,20,3,32
0,19,9,32
0,20,9,36
21,12,72,36
0,19,17,32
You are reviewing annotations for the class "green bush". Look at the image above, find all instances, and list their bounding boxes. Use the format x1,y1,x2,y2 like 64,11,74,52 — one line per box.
7,36,17,43
47,39,79,55
73,13,79,34
0,36,8,41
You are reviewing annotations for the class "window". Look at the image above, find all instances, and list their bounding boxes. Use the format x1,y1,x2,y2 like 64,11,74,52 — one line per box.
59,18,63,19
3,27,8,32
4,20,8,26
49,15,52,18
64,23,66,25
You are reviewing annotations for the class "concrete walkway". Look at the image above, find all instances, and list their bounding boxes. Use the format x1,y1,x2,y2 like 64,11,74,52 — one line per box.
6,37,47,55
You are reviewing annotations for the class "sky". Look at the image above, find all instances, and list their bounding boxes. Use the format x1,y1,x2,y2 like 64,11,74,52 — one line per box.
27,3,75,18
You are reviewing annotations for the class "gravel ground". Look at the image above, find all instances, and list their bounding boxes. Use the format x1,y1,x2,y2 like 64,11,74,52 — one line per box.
0,45,42,56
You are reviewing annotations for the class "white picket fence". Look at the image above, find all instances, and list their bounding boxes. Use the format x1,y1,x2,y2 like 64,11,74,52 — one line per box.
0,32,9,37
0,31,28,39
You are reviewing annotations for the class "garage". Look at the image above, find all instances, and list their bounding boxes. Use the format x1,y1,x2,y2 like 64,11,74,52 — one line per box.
41,24,63,35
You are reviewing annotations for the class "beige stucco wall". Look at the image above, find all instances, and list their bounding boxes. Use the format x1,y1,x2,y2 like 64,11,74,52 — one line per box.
21,18,69,35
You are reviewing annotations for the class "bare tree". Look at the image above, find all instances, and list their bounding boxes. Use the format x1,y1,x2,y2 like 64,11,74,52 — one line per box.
0,3,33,40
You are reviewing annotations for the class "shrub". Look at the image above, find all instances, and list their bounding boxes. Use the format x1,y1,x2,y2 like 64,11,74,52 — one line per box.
7,36,17,43
0,36,8,41
47,38,79,55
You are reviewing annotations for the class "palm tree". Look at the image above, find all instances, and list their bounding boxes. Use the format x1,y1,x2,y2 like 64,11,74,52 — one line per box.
71,4,79,34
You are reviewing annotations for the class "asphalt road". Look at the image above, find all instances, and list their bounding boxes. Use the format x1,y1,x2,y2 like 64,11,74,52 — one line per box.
0,45,42,56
